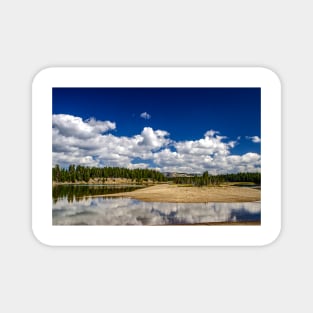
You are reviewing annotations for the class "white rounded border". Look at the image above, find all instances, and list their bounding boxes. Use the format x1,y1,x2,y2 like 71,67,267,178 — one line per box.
32,67,281,246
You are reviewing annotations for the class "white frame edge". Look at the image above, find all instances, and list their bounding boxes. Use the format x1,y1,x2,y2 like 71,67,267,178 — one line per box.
32,67,281,246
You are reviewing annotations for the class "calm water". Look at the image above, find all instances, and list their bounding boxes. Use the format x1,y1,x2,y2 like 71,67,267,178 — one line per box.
53,184,144,204
52,185,260,225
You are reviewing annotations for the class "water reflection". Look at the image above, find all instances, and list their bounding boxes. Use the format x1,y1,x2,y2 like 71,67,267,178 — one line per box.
53,184,143,204
53,197,261,225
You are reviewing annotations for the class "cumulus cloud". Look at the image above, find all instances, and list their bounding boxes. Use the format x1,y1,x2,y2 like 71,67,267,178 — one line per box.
53,115,168,168
126,163,150,169
246,136,261,143
175,129,234,157
153,149,260,174
140,112,151,120
52,114,260,173
152,130,260,174
52,114,116,139
139,127,170,150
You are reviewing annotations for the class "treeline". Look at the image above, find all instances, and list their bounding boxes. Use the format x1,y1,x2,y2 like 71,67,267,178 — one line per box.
52,164,260,186
172,171,261,186
52,164,166,183
219,172,261,184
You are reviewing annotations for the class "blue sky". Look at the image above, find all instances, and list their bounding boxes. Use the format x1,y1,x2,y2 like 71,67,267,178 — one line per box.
52,88,261,173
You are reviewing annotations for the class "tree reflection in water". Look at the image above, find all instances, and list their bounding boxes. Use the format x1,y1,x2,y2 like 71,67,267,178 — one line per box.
53,184,144,204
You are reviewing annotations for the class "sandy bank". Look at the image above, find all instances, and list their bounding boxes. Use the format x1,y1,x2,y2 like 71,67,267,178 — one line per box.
99,184,261,203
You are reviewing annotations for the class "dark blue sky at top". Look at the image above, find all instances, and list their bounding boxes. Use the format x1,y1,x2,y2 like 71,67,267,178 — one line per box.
52,88,261,155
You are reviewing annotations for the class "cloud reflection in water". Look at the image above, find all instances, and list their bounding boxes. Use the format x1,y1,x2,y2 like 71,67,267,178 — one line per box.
53,197,260,225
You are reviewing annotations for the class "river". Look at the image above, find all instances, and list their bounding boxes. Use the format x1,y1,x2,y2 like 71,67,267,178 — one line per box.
52,185,260,225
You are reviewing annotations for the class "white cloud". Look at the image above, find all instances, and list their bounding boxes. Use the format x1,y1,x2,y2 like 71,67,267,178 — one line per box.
174,129,235,157
139,127,170,150
52,114,260,174
126,163,149,169
151,131,259,174
153,148,260,174
246,136,261,143
53,115,167,168
205,129,218,137
52,114,116,139
140,112,151,120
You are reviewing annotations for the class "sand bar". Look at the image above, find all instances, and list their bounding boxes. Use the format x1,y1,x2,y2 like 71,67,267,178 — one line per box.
97,184,260,203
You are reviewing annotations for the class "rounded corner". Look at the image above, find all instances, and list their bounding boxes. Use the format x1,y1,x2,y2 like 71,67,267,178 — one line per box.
31,225,54,247
257,66,282,88
259,224,282,247
32,67,55,88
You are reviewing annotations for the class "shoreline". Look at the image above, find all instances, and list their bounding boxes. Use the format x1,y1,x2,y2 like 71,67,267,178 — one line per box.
165,221,261,226
52,178,156,187
92,183,261,203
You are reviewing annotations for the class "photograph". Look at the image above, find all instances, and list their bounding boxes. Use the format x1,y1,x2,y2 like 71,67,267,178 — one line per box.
52,87,261,226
